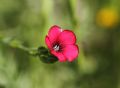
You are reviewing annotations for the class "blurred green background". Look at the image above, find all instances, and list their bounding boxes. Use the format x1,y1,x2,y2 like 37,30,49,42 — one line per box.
0,0,120,88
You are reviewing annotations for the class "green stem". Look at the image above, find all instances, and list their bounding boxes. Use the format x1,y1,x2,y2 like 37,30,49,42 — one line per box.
16,45,38,56
0,36,58,64
0,36,38,56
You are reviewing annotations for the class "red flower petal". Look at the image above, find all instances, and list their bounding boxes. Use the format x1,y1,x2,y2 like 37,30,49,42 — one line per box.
45,36,52,49
48,25,62,43
63,45,79,62
51,50,67,62
58,30,76,45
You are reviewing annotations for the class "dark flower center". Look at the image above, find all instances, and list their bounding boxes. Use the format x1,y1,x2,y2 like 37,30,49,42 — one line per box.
52,41,64,52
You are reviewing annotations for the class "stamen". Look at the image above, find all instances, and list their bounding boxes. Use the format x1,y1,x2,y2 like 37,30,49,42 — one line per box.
60,29,63,32
53,45,60,51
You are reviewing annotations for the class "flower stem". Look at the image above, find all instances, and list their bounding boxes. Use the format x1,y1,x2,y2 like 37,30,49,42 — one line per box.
0,36,58,63
0,36,38,56
16,45,38,56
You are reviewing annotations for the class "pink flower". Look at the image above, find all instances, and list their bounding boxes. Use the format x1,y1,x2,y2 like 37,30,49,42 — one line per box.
45,25,79,62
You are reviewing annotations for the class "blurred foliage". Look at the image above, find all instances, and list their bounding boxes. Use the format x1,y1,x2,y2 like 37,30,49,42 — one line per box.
0,0,120,88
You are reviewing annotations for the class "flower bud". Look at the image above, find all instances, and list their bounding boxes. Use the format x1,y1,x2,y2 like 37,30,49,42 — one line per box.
38,47,58,63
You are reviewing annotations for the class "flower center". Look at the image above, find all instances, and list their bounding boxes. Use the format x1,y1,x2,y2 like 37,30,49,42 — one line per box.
53,45,60,51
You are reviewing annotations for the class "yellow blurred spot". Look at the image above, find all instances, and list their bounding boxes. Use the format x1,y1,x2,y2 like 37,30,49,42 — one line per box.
96,8,119,28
